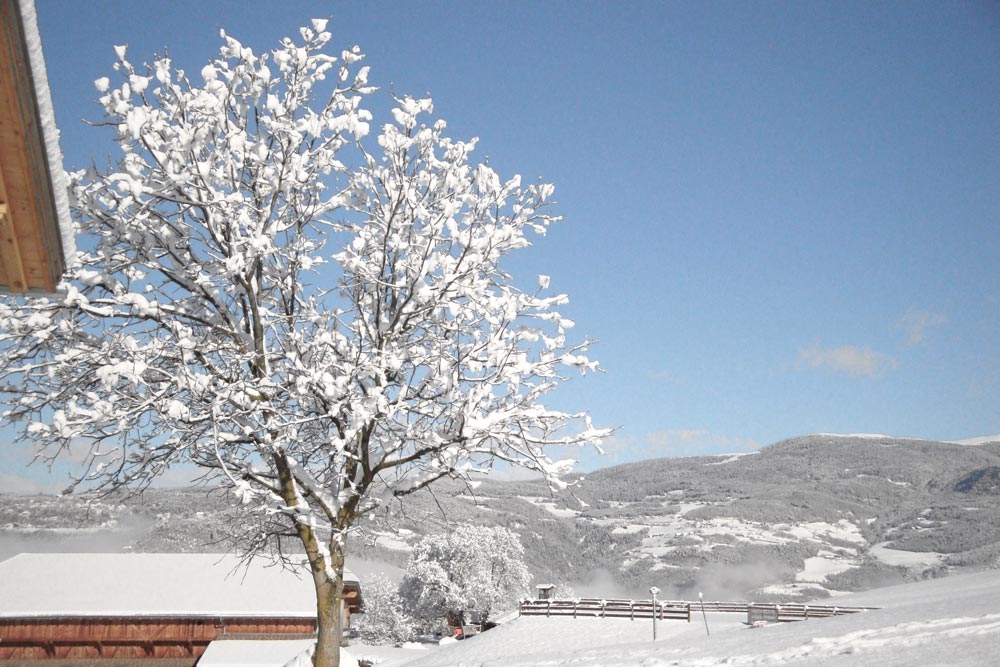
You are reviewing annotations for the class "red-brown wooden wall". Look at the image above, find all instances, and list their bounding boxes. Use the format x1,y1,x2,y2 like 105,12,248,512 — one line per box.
0,616,317,662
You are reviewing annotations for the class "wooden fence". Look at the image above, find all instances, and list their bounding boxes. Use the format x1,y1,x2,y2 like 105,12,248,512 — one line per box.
751,603,875,622
520,598,691,621
519,598,876,624
694,600,875,620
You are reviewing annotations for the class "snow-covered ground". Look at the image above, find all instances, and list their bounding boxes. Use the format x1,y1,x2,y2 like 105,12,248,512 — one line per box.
370,530,414,553
517,496,581,518
343,558,406,584
593,494,885,593
705,452,757,466
796,552,859,583
385,569,1000,667
201,639,317,667
619,511,867,574
869,541,946,568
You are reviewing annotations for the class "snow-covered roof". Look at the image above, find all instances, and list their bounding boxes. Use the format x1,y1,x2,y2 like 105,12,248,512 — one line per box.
197,639,324,667
0,553,359,619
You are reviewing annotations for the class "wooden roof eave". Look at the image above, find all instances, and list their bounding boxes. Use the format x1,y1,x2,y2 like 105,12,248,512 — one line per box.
0,0,69,294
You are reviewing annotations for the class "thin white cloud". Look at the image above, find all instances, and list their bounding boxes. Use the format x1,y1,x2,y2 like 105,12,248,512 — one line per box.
648,429,709,445
897,308,946,346
797,344,897,378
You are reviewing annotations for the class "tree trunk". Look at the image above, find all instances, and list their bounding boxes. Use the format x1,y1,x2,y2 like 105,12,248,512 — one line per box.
313,542,346,667
272,452,348,667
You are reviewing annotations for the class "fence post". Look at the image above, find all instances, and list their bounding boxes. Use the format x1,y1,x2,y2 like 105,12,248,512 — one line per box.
650,587,660,641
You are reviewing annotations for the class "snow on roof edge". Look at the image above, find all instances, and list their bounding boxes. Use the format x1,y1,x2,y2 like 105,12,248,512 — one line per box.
1,551,362,584
16,0,77,269
0,610,319,620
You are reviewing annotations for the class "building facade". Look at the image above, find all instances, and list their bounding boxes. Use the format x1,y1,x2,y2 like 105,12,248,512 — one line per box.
0,553,363,665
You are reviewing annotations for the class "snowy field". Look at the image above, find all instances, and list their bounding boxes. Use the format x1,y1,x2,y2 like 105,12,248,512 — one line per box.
613,505,875,588
353,569,1000,667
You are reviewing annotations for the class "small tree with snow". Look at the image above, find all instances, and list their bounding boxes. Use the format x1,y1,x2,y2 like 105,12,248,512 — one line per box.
0,19,606,667
355,574,414,645
400,524,531,630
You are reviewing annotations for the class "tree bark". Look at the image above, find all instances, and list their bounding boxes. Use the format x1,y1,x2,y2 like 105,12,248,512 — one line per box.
313,541,346,667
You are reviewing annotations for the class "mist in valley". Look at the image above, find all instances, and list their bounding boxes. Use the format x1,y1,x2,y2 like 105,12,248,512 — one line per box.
0,513,155,562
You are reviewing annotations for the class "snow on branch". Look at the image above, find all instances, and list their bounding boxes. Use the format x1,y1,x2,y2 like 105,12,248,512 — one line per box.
0,22,609,564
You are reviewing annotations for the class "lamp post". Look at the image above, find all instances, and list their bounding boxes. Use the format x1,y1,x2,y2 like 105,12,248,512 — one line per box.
650,586,660,641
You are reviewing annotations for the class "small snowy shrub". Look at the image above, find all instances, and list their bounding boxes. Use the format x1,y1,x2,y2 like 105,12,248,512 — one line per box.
355,574,414,645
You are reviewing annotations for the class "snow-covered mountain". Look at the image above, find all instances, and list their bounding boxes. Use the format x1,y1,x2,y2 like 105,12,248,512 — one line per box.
541,433,1000,600
3,434,1000,604
378,433,1000,601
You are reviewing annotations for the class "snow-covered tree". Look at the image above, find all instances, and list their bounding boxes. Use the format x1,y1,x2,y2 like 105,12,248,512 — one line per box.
355,573,414,645
0,20,607,667
400,524,531,629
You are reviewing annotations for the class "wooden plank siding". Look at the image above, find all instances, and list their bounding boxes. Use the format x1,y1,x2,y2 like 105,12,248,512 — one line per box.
0,660,196,667
0,0,68,294
0,616,318,663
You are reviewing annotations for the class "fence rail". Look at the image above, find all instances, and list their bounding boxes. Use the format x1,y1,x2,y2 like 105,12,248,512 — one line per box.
519,598,876,624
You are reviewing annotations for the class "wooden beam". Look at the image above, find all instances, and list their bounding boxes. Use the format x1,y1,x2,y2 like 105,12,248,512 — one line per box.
0,201,27,292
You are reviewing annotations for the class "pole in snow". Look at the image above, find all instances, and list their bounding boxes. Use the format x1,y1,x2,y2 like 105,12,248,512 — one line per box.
650,587,660,641
699,592,710,636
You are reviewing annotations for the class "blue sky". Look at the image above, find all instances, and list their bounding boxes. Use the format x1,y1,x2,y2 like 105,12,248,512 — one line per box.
3,1,998,490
